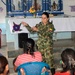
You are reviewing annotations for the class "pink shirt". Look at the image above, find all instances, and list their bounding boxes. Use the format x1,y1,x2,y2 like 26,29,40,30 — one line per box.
15,51,42,67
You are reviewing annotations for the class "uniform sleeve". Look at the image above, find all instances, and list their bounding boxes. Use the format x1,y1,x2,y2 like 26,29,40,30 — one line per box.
52,23,55,32
50,22,55,32
48,22,55,37
25,24,38,33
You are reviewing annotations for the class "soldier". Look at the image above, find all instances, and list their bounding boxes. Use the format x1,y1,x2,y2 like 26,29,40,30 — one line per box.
21,12,55,67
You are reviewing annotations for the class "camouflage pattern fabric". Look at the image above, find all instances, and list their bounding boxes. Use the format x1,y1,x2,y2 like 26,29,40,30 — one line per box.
26,21,55,67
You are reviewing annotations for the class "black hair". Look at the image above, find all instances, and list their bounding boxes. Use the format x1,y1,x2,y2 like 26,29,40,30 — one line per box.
13,57,17,66
0,56,8,74
61,48,75,75
23,38,35,56
42,12,49,18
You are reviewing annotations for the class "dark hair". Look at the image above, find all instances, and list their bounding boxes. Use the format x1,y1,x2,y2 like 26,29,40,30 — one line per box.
23,38,35,56
42,12,49,18
13,57,17,66
0,56,8,74
61,48,75,75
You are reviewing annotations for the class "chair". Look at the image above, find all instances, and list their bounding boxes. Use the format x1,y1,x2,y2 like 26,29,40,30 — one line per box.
16,62,50,75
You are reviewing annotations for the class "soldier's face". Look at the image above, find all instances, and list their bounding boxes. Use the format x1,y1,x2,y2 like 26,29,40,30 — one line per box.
41,14,49,24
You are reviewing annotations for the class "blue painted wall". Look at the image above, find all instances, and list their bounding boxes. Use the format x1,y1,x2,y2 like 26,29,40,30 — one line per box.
0,23,6,34
6,18,15,42
55,32,71,39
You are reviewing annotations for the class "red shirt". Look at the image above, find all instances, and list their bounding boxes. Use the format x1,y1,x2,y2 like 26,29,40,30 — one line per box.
15,51,42,67
54,72,71,75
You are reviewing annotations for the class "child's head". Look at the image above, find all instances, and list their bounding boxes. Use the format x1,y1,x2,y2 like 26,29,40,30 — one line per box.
23,38,35,56
61,48,75,75
0,56,9,75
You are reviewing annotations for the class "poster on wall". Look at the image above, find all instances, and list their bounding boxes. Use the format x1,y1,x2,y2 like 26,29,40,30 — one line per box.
8,18,41,34
0,7,3,13
63,0,75,17
0,0,6,23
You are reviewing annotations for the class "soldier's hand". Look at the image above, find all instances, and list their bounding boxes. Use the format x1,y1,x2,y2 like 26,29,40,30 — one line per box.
32,27,38,31
21,21,28,26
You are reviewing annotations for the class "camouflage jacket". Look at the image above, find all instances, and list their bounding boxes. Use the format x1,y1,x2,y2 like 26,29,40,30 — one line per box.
26,21,55,38
25,21,55,67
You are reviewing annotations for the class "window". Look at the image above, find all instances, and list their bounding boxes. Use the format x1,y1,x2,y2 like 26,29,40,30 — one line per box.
6,0,64,17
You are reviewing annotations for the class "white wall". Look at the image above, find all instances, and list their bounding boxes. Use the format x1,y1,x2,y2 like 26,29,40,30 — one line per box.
63,0,75,16
0,0,6,23
0,1,6,46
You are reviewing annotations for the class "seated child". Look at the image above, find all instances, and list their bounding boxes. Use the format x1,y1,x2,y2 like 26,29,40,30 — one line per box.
0,56,9,75
13,38,51,75
54,48,75,75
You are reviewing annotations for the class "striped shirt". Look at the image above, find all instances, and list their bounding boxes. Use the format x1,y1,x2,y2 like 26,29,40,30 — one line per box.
15,51,42,67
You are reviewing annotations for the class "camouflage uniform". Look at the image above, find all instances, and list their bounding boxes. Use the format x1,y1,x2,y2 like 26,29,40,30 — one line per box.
26,21,55,67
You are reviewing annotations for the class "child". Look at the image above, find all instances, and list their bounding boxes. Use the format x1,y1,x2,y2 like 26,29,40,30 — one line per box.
14,38,42,67
54,48,75,75
0,56,9,75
